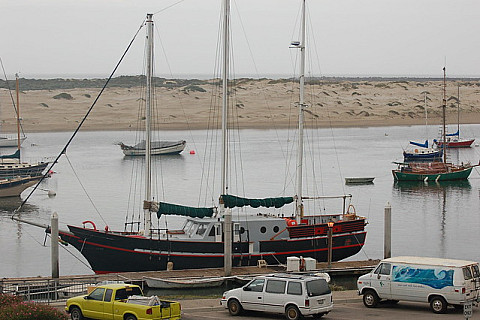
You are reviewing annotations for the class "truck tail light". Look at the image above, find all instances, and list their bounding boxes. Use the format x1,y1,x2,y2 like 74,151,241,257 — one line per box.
305,299,310,307
462,287,466,294
146,308,152,315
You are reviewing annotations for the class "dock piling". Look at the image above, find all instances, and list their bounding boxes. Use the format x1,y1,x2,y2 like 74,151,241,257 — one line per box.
384,203,392,259
51,212,59,279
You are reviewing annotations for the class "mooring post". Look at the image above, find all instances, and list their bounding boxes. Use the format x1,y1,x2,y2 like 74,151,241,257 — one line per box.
384,202,392,259
224,207,232,276
327,221,334,267
51,212,59,279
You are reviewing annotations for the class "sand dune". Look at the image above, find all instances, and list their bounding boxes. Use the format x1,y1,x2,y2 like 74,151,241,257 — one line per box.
1,79,479,132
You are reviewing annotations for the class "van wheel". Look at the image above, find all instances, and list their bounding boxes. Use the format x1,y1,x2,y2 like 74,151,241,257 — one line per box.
430,296,447,314
70,307,84,320
363,290,379,308
228,299,243,316
285,305,301,320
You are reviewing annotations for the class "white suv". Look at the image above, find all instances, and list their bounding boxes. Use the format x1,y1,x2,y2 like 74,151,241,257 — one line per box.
221,273,333,320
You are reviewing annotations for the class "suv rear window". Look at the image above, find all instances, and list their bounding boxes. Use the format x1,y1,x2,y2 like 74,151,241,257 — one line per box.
306,279,330,297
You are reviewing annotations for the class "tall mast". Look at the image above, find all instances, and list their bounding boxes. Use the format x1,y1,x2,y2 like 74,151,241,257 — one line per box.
442,67,447,164
295,0,306,222
144,13,154,237
424,92,428,140
457,84,460,140
221,0,230,196
15,73,21,151
222,0,232,277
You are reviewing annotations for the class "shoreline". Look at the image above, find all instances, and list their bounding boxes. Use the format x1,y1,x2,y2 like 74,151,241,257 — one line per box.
1,79,480,133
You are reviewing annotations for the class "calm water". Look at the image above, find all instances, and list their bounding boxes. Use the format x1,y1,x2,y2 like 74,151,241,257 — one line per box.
1,125,480,278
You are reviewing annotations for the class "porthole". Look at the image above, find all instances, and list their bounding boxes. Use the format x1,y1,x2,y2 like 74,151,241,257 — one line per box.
273,226,279,233
260,226,266,233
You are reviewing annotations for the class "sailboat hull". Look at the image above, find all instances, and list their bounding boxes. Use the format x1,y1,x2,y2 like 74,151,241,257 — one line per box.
60,226,366,274
435,139,475,148
392,167,473,181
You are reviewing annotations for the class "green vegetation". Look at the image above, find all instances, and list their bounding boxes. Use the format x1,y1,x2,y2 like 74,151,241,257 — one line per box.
0,294,67,320
53,93,73,100
182,85,206,93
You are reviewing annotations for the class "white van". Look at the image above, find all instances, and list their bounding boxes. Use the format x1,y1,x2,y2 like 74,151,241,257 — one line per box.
221,273,333,320
357,256,480,314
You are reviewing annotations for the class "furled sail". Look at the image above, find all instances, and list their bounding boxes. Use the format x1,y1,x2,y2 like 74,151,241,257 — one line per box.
154,201,214,218
409,140,428,148
446,130,459,137
221,194,294,209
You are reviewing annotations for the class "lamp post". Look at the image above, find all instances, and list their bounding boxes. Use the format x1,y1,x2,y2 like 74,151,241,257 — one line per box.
327,221,334,267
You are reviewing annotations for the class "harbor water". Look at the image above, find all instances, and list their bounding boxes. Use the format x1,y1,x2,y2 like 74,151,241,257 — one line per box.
1,124,480,278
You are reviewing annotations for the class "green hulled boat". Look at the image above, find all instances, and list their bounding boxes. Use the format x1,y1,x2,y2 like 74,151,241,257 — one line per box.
392,163,473,182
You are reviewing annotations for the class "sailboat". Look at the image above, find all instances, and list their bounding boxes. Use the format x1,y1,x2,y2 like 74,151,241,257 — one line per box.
0,74,45,197
118,139,186,156
433,85,475,148
403,93,442,161
0,68,27,147
393,68,477,182
15,2,367,274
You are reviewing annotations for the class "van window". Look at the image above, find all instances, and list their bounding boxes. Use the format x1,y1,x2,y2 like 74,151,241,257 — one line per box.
266,280,286,294
246,279,265,292
463,267,473,280
374,263,391,275
306,279,331,297
471,265,480,278
287,281,302,295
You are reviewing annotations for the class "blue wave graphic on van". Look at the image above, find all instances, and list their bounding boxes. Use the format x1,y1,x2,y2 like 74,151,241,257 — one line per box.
392,266,454,289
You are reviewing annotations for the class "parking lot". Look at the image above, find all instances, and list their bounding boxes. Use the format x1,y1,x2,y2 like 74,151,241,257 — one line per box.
178,292,475,320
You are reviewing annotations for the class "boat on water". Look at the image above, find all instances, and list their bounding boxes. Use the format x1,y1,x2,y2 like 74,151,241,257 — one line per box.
144,276,228,289
403,93,442,161
14,1,367,274
0,175,42,197
433,84,475,148
345,177,374,185
393,68,477,182
118,140,186,156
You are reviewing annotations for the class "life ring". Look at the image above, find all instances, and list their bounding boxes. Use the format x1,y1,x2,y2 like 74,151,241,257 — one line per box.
82,220,97,231
284,218,297,227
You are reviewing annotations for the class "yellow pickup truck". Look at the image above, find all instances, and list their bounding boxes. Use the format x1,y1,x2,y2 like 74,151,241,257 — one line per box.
65,283,181,320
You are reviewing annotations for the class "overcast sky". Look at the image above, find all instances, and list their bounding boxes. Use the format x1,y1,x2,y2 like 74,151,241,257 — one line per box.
1,0,479,79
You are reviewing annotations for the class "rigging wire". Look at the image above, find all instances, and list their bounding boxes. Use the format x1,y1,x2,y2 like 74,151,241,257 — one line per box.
12,20,145,216
0,57,27,138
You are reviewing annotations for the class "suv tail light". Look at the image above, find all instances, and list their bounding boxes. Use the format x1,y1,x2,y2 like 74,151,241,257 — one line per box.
146,308,152,315
305,299,310,307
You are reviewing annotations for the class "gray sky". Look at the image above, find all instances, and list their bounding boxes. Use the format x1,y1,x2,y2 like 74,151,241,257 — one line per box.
1,0,479,79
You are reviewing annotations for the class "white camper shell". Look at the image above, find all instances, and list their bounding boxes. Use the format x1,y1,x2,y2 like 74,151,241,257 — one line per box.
357,256,480,314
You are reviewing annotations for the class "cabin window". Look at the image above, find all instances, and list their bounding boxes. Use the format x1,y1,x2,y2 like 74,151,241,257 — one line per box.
273,226,279,233
240,227,245,234
208,226,215,237
104,289,113,302
260,226,266,234
463,267,473,280
89,288,106,301
196,223,208,236
287,281,302,295
266,280,286,294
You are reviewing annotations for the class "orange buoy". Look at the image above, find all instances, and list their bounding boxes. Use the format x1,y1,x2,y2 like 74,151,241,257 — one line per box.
189,150,195,154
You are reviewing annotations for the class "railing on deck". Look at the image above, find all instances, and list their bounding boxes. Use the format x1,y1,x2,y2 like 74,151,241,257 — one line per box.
0,275,134,304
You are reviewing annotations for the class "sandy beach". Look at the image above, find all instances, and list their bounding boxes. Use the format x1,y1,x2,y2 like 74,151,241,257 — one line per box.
1,79,479,132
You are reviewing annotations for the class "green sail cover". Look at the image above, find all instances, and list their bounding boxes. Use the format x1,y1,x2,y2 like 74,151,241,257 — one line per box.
221,194,294,209
0,149,20,159
156,202,214,218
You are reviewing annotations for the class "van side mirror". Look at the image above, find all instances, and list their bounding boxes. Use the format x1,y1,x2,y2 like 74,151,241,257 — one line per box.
243,287,251,291
377,274,381,280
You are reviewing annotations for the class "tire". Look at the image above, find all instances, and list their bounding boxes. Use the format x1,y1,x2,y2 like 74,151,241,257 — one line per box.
228,299,243,316
430,296,447,314
70,307,84,320
362,290,380,308
125,315,137,320
285,305,301,320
